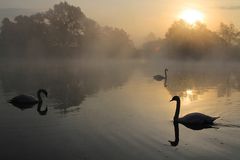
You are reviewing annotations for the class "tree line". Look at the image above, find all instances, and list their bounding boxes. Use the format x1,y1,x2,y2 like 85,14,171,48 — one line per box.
1,2,240,61
0,2,136,59
141,20,240,60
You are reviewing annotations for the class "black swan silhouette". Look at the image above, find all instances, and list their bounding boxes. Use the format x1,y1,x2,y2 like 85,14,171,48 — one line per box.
8,89,48,115
170,96,219,125
153,68,168,81
8,89,48,105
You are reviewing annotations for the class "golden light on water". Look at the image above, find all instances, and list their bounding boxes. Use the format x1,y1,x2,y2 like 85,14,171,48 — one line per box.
186,89,193,96
179,9,204,25
183,89,195,105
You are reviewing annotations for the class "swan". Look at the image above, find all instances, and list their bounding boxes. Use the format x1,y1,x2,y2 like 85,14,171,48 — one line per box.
168,118,217,147
153,68,168,81
170,96,219,125
8,89,48,105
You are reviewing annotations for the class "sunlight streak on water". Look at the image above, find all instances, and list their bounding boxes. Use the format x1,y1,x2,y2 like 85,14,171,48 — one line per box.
0,62,240,160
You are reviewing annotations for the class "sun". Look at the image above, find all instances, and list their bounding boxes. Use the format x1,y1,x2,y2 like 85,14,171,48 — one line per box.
179,9,204,25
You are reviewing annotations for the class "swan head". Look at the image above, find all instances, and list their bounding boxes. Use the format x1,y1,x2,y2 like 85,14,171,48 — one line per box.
170,96,180,102
165,68,168,72
38,89,48,97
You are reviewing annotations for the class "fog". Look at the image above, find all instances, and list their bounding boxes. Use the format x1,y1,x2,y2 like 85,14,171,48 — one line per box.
1,2,240,64
0,2,239,92
1,2,240,160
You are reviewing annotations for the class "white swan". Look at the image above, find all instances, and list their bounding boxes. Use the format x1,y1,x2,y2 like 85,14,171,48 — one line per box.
8,89,48,105
153,68,168,81
170,96,219,125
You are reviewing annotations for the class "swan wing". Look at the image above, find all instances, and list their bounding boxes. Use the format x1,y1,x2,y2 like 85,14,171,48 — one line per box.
179,112,218,125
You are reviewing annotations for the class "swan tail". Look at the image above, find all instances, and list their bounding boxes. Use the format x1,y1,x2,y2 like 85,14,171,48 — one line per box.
212,116,220,121
8,99,13,103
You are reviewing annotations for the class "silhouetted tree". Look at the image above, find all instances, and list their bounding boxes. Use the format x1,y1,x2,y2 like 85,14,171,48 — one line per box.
218,23,240,46
144,32,157,42
0,2,135,59
164,20,223,60
141,20,236,60
45,2,88,47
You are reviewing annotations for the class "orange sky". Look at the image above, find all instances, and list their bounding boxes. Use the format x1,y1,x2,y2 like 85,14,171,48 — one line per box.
76,0,240,45
0,0,240,45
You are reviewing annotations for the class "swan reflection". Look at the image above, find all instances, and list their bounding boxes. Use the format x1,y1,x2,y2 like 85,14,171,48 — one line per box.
168,121,217,147
164,78,168,87
169,95,219,146
168,121,179,146
9,98,48,116
1,64,133,114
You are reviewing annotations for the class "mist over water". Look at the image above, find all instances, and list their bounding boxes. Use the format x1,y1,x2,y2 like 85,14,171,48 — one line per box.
0,1,240,160
0,59,240,160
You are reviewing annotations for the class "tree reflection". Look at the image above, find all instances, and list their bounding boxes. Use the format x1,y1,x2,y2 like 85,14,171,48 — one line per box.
165,68,240,101
0,62,134,114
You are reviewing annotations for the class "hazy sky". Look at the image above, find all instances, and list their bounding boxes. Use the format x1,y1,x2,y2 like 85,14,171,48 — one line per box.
0,0,240,44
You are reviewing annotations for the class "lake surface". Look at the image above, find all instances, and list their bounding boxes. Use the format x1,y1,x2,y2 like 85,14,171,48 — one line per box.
0,60,240,160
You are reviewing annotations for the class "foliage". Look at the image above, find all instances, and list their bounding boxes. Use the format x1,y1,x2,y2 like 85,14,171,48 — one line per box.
141,20,240,61
164,20,223,60
0,2,135,58
218,23,240,45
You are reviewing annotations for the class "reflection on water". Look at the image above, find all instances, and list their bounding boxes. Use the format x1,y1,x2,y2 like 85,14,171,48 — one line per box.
169,121,179,146
10,101,48,115
154,75,168,87
169,121,218,147
0,61,240,160
0,62,134,113
163,67,240,104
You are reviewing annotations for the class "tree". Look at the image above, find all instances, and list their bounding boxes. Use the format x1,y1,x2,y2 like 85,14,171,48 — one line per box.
144,32,157,42
164,20,221,60
0,2,135,58
218,23,240,45
45,2,88,47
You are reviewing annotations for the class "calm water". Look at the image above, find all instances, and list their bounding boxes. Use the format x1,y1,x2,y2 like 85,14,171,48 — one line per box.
0,60,240,160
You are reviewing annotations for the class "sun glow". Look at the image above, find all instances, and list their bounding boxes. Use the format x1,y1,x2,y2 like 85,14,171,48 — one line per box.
186,89,193,96
179,9,204,25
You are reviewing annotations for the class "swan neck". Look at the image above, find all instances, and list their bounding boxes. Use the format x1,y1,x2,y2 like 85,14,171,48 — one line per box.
174,99,180,121
165,70,167,78
37,90,43,102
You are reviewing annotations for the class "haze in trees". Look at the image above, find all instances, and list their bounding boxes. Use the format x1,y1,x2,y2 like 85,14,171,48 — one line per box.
0,2,135,59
